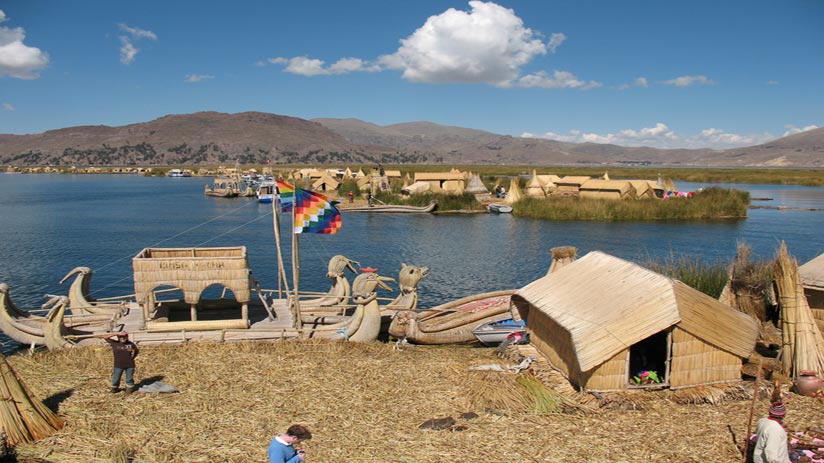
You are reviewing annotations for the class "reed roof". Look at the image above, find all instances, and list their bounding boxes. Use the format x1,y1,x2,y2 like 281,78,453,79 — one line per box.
414,172,466,181
579,179,634,195
556,176,591,186
513,251,758,372
800,253,824,290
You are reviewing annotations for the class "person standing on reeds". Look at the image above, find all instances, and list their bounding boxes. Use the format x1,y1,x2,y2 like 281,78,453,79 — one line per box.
105,331,139,395
268,424,311,463
752,401,790,463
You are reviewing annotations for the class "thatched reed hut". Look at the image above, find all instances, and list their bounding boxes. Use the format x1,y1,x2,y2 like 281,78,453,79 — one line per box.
800,253,824,314
465,174,489,194
312,173,340,192
578,179,636,200
554,176,591,195
525,171,547,198
627,180,658,199
413,172,466,194
511,251,759,392
133,247,253,329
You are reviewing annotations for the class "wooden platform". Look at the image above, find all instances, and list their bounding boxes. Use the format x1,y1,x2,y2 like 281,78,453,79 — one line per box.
76,298,301,346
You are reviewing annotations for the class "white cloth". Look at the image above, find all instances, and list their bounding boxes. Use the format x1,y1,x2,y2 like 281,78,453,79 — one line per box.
752,417,790,463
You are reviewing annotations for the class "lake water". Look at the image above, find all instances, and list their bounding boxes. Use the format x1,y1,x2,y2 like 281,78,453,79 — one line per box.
0,174,822,349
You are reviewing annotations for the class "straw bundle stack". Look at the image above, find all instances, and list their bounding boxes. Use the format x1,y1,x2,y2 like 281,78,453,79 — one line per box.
0,355,63,447
504,178,522,204
773,242,824,378
547,246,577,275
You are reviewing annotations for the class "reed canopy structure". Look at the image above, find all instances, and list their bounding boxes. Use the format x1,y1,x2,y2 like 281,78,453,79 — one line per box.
132,247,253,330
511,251,759,392
800,253,824,318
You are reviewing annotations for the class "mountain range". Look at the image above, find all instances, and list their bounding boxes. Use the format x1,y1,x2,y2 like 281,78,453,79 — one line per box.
0,111,821,167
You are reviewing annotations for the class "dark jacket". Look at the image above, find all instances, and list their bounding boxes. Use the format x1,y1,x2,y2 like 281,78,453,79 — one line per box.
107,339,139,368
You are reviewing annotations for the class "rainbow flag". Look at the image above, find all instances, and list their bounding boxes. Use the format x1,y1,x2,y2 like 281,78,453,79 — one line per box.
275,179,295,212
293,188,342,234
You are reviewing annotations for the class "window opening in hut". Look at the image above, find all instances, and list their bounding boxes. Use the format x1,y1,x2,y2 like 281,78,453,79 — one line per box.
151,285,185,322
196,284,239,321
628,330,670,388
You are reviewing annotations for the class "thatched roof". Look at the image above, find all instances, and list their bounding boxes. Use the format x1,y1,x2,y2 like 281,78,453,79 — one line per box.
414,172,466,181
556,176,591,186
512,251,758,372
465,174,489,194
579,179,634,196
504,178,523,204
312,174,340,191
800,253,824,290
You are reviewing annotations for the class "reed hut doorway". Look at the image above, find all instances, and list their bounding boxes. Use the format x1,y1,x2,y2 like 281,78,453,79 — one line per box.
628,330,671,387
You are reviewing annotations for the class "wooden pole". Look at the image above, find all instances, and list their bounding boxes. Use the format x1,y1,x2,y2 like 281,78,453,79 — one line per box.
743,357,764,462
271,191,290,300
292,192,303,334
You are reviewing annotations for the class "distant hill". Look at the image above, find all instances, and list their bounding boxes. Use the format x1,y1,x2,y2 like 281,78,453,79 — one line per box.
1,111,821,167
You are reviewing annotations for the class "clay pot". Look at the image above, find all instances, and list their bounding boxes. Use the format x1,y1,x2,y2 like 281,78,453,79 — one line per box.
795,370,824,397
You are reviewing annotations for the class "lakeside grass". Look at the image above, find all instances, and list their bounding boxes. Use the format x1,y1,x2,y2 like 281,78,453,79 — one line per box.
513,187,750,221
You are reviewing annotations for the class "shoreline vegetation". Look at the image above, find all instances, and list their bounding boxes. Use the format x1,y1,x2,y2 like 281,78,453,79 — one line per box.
5,164,824,186
513,187,750,221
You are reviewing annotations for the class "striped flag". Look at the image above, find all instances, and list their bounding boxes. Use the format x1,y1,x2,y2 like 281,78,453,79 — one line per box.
275,179,295,212
293,188,342,234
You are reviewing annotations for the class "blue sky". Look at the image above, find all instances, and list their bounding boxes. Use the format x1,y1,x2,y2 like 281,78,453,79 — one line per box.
0,1,821,149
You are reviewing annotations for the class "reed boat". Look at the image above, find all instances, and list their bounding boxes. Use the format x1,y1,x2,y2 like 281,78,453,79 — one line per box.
305,271,394,342
299,255,359,322
342,201,437,213
0,283,119,348
388,290,517,345
60,267,129,315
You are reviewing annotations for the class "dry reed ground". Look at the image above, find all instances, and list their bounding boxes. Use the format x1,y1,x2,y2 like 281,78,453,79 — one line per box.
6,340,824,463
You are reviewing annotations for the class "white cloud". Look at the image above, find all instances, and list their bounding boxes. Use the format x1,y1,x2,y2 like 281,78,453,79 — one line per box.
0,9,49,79
616,76,648,91
522,123,775,149
783,124,818,137
185,74,214,83
512,70,601,89
767,80,779,85
661,75,714,87
265,2,597,90
118,23,157,41
378,1,547,85
3,102,14,111
117,23,156,65
547,32,566,54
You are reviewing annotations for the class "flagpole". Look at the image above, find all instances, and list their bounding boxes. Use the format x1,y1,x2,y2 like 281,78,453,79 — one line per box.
292,189,303,335
271,188,290,301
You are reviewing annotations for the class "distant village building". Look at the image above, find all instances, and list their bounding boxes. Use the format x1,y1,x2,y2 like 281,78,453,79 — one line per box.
579,179,636,200
413,172,466,194
554,176,591,195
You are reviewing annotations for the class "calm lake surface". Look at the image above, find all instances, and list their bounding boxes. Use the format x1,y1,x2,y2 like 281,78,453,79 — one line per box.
0,173,822,343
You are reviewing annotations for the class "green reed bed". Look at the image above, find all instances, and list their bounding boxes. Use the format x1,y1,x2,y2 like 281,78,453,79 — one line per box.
513,187,750,221
375,191,486,211
643,256,731,298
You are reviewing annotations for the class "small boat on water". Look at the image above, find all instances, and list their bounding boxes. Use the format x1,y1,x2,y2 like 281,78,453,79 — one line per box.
471,317,525,346
256,181,276,203
342,201,438,213
167,169,192,178
487,203,512,213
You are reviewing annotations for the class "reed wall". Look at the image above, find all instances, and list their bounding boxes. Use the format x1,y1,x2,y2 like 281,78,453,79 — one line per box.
669,328,742,389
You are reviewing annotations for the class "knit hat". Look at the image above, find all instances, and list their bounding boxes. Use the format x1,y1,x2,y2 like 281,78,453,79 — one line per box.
769,401,787,418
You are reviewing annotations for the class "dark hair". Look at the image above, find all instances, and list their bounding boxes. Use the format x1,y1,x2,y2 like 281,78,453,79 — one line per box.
286,424,312,441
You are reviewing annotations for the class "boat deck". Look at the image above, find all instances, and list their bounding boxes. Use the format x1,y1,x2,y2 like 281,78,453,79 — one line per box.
76,298,302,346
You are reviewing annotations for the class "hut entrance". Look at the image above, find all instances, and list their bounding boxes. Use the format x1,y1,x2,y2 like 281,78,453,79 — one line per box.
627,330,671,388
194,284,241,321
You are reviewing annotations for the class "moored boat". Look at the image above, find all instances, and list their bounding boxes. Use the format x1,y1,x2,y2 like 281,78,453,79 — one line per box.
167,169,192,178
487,203,513,213
342,201,437,213
471,317,525,346
256,181,276,203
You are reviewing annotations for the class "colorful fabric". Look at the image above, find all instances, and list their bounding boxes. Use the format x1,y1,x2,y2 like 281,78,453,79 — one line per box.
769,401,787,418
276,179,295,212
293,188,342,234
